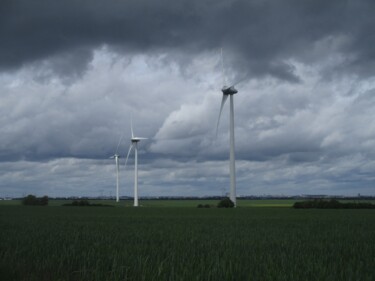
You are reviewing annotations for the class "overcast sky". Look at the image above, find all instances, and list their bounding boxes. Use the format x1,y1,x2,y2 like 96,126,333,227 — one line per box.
1,0,375,198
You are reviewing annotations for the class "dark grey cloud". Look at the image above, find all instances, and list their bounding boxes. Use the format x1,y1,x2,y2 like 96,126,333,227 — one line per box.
1,0,375,81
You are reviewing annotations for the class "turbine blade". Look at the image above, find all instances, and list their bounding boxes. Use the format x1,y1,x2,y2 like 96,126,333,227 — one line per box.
231,75,247,87
221,48,227,87
115,134,123,154
124,144,133,168
216,94,228,137
131,116,134,139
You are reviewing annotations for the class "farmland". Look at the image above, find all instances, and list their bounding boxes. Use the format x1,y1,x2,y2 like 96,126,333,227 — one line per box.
1,202,375,280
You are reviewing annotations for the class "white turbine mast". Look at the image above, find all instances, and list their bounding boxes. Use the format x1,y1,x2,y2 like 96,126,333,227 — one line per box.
216,48,239,207
110,134,123,203
124,117,147,207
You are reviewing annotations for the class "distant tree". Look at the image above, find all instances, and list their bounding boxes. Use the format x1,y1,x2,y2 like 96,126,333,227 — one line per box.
197,204,211,208
293,199,375,209
22,195,37,205
22,195,48,206
40,196,49,206
218,197,234,208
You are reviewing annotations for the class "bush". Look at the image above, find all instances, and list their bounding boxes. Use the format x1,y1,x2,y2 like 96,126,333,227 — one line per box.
217,197,234,208
71,200,90,206
22,195,48,206
197,204,211,208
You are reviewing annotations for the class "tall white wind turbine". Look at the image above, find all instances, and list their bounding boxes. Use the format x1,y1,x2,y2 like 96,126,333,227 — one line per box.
125,118,147,207
216,49,239,207
110,135,123,203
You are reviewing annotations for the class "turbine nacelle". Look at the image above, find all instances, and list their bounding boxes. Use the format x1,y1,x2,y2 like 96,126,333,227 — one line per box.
221,85,238,95
110,154,120,159
131,137,147,143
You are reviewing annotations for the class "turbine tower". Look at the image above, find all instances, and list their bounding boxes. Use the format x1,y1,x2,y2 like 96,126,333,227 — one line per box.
125,118,147,207
216,49,238,207
110,135,123,203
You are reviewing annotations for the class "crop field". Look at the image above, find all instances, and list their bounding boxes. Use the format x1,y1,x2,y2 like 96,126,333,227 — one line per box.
1,203,375,280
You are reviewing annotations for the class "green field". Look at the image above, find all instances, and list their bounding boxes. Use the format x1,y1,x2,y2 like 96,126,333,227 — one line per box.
1,203,375,280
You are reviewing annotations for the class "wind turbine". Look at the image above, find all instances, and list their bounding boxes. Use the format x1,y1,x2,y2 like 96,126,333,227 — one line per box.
125,118,147,207
216,49,239,207
110,135,123,202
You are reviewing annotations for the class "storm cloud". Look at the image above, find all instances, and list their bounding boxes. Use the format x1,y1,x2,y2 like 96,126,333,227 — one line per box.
2,0,375,79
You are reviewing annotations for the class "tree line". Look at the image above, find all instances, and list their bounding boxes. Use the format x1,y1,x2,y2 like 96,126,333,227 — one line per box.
293,199,375,209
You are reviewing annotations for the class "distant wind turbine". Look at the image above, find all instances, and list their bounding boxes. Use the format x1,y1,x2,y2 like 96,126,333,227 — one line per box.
216,48,240,207
110,134,123,202
125,118,147,207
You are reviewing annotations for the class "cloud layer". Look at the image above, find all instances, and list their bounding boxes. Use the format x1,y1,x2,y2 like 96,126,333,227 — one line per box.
1,0,375,197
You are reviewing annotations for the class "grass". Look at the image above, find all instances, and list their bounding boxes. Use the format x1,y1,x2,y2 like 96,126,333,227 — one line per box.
1,204,375,280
